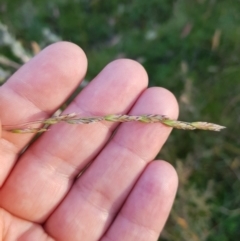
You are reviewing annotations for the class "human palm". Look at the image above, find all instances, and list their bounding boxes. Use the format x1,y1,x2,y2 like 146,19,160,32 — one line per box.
0,42,178,241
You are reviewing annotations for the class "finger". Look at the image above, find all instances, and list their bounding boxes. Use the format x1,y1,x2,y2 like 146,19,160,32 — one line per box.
44,87,179,241
102,161,178,241
0,59,148,222
0,42,87,185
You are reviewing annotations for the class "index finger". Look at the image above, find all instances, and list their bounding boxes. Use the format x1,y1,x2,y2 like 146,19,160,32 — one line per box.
0,42,87,186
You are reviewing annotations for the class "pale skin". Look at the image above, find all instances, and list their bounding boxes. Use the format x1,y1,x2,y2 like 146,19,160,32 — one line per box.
0,42,178,241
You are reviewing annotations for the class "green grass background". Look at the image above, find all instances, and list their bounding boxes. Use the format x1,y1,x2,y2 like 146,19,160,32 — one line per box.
0,0,240,240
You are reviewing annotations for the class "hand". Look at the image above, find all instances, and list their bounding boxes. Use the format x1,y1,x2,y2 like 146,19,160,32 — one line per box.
0,42,178,241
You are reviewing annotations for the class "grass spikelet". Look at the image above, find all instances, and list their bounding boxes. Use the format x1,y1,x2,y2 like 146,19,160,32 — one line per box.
2,113,226,134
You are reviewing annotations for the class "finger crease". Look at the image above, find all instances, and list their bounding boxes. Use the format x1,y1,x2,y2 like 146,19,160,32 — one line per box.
28,148,78,180
7,86,50,117
74,181,114,217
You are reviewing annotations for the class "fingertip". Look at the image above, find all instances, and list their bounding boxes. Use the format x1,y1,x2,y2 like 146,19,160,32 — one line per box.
41,41,88,79
134,160,178,203
47,41,87,63
147,160,179,194
102,58,149,88
146,87,179,119
74,58,149,117
128,86,179,122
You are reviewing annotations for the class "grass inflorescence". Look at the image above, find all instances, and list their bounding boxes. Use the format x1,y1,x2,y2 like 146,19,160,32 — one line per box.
2,113,226,134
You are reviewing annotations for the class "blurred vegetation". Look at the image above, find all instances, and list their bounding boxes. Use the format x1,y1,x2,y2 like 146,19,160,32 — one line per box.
0,0,240,240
